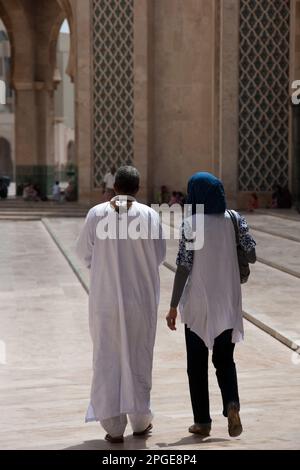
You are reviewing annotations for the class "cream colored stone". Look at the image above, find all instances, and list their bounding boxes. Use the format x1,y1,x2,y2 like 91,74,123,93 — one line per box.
134,0,154,202
74,0,92,202
152,0,216,196
0,0,294,206
218,0,240,205
1,217,300,449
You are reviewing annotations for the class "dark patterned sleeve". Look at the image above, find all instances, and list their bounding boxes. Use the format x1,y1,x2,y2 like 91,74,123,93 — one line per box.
238,214,256,252
176,222,194,272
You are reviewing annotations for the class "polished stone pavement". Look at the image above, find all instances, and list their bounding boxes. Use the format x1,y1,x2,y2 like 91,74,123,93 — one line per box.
0,218,300,450
245,213,300,242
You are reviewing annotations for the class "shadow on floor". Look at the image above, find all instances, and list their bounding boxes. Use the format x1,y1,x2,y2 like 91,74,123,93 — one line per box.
155,436,231,448
64,434,231,451
64,435,153,451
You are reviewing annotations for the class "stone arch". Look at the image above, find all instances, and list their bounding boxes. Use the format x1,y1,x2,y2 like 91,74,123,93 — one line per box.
49,0,75,84
0,0,35,86
59,0,75,83
0,0,75,86
0,2,14,87
0,0,78,199
0,137,13,179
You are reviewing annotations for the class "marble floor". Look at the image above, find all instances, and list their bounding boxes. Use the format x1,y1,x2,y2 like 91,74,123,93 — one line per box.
0,217,300,450
244,213,300,242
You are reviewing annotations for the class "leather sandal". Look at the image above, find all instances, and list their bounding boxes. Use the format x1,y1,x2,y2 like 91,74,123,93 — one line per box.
133,423,153,436
105,434,124,444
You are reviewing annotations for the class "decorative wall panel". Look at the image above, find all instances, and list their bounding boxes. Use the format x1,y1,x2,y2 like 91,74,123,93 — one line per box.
92,0,134,188
239,0,290,191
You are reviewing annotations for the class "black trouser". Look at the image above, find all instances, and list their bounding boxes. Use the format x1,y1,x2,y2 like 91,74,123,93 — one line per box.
185,326,240,424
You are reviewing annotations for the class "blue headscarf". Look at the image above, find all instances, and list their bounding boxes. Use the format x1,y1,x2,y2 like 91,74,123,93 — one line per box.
187,172,226,214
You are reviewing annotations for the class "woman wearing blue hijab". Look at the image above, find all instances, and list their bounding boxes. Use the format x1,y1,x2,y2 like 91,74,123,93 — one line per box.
166,172,256,438
187,171,226,215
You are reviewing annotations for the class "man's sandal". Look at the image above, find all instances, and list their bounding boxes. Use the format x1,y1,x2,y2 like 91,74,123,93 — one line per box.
105,434,124,444
133,423,153,436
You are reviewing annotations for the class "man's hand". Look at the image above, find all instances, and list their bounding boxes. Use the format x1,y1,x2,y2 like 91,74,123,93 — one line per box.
166,307,177,331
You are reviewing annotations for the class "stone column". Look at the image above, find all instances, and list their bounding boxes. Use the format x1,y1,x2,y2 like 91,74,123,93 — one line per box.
14,81,56,197
35,83,56,195
14,83,38,194
74,0,93,203
218,0,240,208
133,0,154,203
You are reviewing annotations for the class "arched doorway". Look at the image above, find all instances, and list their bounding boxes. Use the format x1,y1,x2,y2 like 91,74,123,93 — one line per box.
53,18,77,198
0,0,76,199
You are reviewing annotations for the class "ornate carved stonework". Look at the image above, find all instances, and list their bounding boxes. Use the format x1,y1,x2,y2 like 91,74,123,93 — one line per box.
92,0,134,189
239,0,290,191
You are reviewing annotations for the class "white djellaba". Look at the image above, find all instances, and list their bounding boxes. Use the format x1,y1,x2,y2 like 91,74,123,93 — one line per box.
76,196,166,433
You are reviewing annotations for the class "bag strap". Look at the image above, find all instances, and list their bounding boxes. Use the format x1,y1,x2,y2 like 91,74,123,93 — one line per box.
227,209,240,246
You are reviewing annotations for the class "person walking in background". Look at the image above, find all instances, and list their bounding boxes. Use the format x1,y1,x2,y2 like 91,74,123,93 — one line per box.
76,166,166,444
166,172,256,439
102,165,116,201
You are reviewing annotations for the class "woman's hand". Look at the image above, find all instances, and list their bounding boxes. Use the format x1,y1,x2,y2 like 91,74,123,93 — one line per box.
166,307,178,331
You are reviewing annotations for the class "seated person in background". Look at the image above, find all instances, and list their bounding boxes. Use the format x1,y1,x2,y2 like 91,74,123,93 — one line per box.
177,191,186,207
65,181,77,202
272,185,292,209
169,191,178,206
169,191,186,207
52,181,61,202
33,184,46,201
279,186,292,209
272,185,281,208
160,185,170,204
23,183,39,201
154,185,169,204
0,179,8,199
247,193,259,212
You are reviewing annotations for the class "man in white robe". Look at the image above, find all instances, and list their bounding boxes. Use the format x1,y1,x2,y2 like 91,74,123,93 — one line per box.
76,166,166,443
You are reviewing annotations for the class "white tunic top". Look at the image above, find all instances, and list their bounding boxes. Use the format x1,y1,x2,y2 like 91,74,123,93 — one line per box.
179,212,244,350
76,200,166,421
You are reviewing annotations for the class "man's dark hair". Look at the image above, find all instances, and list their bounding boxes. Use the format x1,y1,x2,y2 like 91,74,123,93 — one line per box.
114,166,140,195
